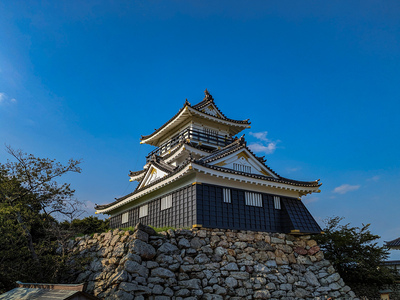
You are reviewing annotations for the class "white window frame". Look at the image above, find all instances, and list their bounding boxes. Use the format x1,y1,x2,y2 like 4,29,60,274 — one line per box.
121,212,129,224
139,204,148,218
274,196,281,210
245,192,262,207
223,188,231,203
161,195,172,210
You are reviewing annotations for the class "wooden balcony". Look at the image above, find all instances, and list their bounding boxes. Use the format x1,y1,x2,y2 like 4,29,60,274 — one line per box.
146,128,233,162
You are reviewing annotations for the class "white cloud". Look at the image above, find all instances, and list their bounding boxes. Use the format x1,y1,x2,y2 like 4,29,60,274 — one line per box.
249,131,270,142
367,175,380,182
0,92,17,105
248,142,277,154
333,184,360,194
286,167,301,173
248,131,279,154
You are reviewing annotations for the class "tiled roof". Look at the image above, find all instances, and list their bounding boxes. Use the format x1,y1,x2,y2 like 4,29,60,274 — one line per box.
140,90,250,141
386,237,400,248
0,282,98,300
95,159,192,210
191,89,214,109
192,89,233,121
198,136,281,178
197,136,246,163
191,90,250,124
150,157,175,173
161,142,213,161
140,105,186,141
193,162,320,187
129,169,146,177
381,260,400,266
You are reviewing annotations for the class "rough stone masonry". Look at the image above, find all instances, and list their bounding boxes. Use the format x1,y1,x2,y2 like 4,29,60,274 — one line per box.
65,223,359,300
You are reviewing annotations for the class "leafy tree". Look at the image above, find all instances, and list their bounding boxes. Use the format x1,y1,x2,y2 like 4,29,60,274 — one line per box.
60,216,109,236
315,216,398,298
0,146,82,292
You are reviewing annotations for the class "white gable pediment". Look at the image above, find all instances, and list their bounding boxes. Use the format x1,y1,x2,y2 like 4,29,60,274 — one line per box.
201,104,224,119
139,166,168,189
209,149,277,178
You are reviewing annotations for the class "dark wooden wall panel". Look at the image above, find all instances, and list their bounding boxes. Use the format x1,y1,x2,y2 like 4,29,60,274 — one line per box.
196,183,318,234
109,184,196,229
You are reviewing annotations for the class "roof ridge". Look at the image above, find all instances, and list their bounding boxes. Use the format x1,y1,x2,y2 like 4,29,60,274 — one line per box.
191,90,250,124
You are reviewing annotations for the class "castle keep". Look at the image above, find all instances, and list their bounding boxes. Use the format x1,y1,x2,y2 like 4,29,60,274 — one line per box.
95,90,322,235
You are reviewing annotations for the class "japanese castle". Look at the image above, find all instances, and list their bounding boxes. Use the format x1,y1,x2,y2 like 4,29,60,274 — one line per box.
95,90,322,234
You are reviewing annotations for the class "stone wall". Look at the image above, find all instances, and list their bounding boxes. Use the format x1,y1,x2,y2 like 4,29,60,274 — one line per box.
65,224,358,300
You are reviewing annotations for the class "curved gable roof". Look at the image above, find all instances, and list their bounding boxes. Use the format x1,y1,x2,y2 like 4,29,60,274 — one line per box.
140,90,250,145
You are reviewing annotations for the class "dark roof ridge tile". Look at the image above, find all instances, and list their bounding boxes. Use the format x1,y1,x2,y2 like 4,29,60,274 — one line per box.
129,169,146,177
386,237,400,247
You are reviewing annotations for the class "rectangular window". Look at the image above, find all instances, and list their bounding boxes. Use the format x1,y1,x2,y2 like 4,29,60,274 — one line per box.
223,188,231,203
274,196,281,210
161,194,172,210
121,212,128,224
233,163,251,173
245,192,262,207
139,204,148,218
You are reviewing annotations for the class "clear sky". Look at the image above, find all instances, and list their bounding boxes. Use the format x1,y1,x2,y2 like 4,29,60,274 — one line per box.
1,1,399,259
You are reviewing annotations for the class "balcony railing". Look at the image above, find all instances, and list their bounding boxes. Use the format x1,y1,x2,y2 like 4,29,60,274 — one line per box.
145,128,233,162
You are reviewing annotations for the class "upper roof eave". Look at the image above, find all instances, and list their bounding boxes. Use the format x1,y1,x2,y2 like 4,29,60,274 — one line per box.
140,98,250,146
129,169,146,177
386,237,400,248
95,160,193,213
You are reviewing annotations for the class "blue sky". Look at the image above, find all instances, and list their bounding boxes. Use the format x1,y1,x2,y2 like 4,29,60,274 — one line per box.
1,1,399,259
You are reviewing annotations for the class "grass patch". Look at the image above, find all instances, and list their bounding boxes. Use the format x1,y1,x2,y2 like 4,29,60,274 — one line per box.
151,226,176,233
120,226,136,232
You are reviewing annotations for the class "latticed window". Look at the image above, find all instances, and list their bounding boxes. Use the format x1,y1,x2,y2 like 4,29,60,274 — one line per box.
121,212,128,224
161,195,172,210
223,188,231,203
245,192,262,207
139,205,148,218
274,196,281,210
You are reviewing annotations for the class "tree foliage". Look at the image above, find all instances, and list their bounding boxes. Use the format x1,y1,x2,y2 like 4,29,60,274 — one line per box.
60,216,109,236
0,146,82,292
315,216,398,298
